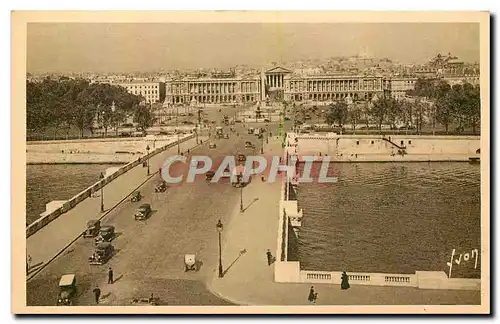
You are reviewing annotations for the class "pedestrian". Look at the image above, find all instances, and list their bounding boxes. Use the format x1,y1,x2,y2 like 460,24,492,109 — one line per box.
341,271,350,290
266,249,273,266
308,286,316,305
26,255,32,273
93,285,101,304
108,267,114,284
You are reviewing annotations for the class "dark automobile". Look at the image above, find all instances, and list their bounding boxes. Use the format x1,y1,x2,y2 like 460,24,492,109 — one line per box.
205,170,215,181
131,191,142,202
135,203,152,221
56,274,76,306
155,181,167,193
88,242,114,265
83,220,101,238
94,225,115,245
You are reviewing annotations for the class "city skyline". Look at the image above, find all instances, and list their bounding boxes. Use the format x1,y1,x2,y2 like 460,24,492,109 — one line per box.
27,23,480,74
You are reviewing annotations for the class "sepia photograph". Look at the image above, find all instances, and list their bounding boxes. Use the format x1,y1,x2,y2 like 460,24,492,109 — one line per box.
11,11,490,314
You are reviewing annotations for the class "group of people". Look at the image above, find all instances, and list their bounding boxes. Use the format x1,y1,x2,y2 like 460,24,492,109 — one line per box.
307,272,351,305
92,267,114,304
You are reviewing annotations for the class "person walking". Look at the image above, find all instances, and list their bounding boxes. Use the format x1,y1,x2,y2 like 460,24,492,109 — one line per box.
93,285,101,304
108,267,114,284
341,271,350,290
308,286,316,305
266,249,273,266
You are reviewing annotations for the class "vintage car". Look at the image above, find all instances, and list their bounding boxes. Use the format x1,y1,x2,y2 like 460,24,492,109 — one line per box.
94,225,115,245
56,274,76,306
135,203,152,221
154,181,167,193
209,143,216,149
88,242,114,265
205,170,215,181
131,191,142,202
184,254,197,272
83,220,101,238
244,141,255,149
223,134,229,139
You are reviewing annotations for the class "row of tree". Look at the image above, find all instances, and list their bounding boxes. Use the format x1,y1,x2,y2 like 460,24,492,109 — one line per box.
27,77,155,138
324,79,480,134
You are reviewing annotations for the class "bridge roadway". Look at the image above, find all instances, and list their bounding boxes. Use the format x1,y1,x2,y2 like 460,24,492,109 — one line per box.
26,120,272,306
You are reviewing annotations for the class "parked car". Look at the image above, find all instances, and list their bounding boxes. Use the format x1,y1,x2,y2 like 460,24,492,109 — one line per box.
94,225,115,245
88,242,114,265
131,191,141,202
209,143,217,149
154,181,167,193
135,203,152,221
264,118,270,122
83,220,101,238
56,274,76,306
223,134,229,139
205,170,215,181
244,141,255,149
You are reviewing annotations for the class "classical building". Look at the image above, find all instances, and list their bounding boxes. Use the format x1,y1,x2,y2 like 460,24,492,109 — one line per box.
164,75,261,105
164,66,385,105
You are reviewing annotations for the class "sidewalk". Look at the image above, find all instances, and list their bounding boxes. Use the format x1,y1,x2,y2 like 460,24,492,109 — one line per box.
208,141,481,306
26,136,207,280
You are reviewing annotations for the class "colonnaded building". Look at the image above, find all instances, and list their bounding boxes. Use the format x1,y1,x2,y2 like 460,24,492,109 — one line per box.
164,67,387,105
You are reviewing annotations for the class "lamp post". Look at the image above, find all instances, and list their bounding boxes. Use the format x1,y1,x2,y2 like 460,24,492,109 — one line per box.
216,220,224,278
176,105,180,154
146,144,150,175
240,180,244,213
99,172,105,212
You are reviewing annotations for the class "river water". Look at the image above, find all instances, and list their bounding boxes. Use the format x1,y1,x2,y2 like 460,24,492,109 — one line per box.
26,164,123,225
295,162,481,279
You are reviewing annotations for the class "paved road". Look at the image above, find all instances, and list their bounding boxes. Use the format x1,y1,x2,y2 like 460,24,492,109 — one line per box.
27,105,279,306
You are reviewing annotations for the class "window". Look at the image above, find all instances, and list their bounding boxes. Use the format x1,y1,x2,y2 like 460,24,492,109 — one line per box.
400,141,404,145
409,140,412,145
356,141,359,145
371,141,374,144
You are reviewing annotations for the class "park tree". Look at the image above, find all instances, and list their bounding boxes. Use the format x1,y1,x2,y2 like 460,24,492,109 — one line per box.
133,102,155,135
326,101,348,127
348,102,362,132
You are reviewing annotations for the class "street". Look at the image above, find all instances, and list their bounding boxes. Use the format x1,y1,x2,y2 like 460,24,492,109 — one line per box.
27,104,282,306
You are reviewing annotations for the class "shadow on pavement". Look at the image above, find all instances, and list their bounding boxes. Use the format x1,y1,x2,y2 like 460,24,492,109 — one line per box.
242,198,259,212
223,249,247,276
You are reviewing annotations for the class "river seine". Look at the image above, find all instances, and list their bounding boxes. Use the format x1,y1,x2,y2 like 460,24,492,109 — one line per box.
26,164,123,225
295,162,481,279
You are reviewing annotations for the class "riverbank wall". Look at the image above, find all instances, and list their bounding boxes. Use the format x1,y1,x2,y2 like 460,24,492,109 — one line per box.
26,134,197,238
285,133,481,162
26,134,205,164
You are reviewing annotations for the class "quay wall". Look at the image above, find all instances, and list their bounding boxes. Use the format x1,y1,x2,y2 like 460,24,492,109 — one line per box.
286,133,481,162
26,134,195,238
27,134,206,164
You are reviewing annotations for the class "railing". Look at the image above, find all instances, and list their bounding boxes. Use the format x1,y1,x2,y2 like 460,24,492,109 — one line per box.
299,270,417,287
26,134,195,238
306,273,332,280
280,208,287,262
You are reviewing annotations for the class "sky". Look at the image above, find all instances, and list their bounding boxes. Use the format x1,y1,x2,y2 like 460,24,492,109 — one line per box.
26,23,480,73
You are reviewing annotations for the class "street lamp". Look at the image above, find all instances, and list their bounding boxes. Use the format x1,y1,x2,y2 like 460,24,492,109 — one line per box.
99,172,105,212
240,178,244,213
216,220,224,278
146,144,150,175
176,105,180,154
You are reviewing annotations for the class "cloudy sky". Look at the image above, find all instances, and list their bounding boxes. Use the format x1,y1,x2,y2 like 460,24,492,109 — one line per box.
27,23,480,73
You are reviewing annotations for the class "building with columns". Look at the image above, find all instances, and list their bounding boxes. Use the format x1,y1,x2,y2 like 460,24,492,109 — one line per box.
165,75,261,105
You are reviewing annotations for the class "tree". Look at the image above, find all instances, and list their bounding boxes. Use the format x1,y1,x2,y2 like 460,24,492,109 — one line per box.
435,95,454,134
348,103,362,132
326,102,348,127
134,103,155,135
370,96,390,131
